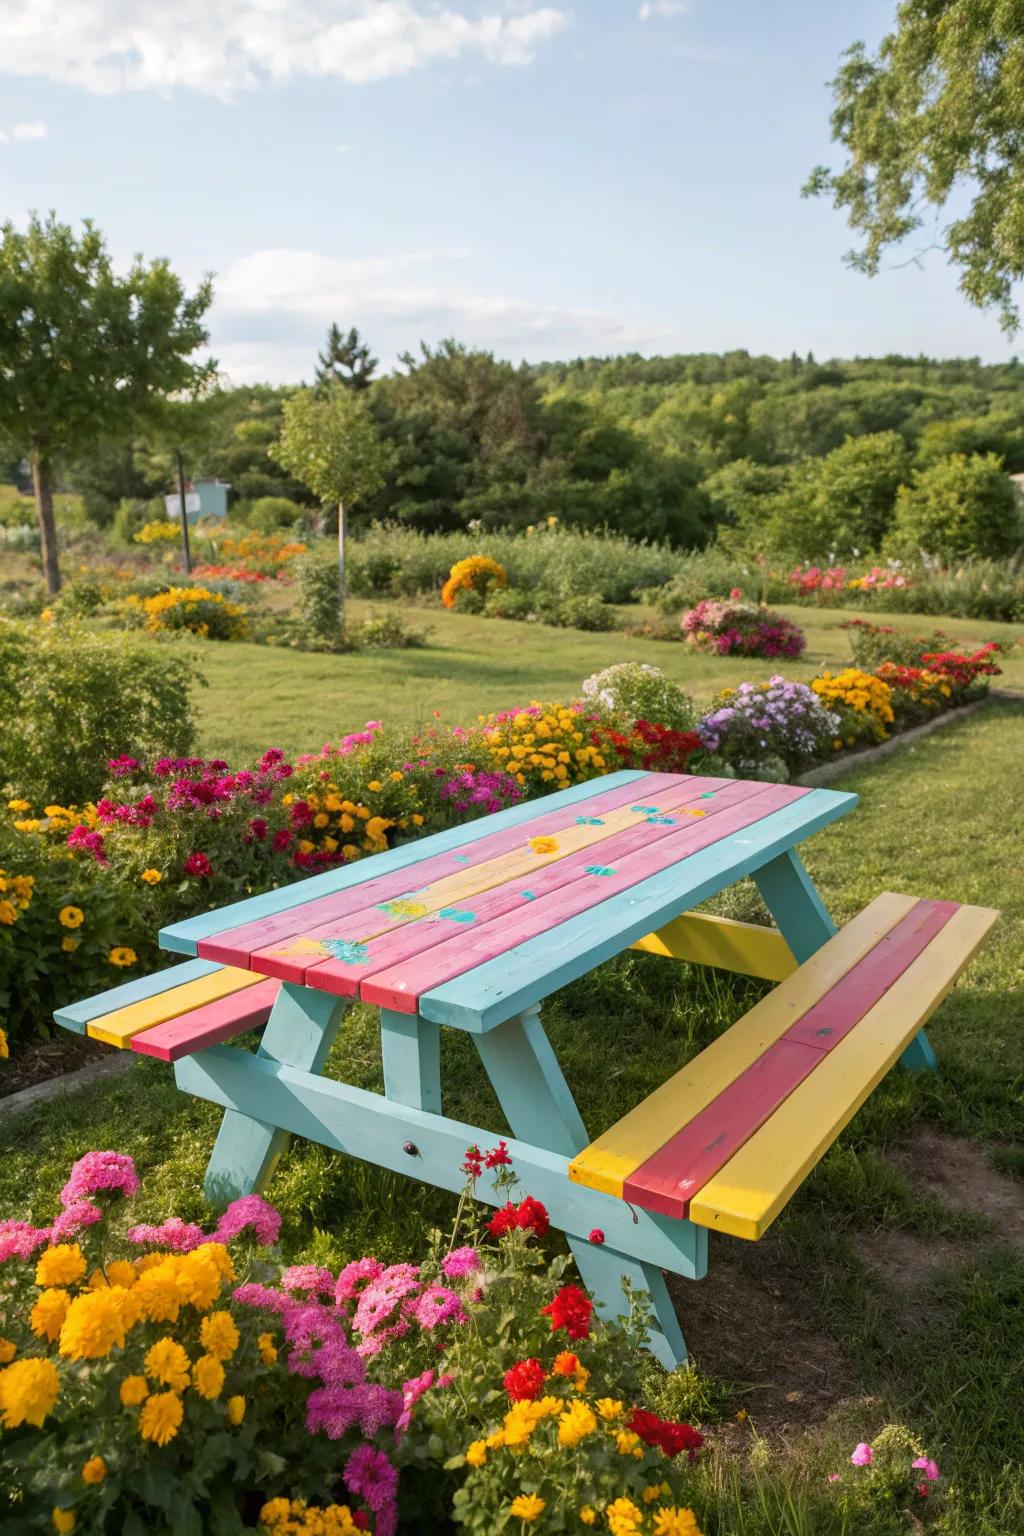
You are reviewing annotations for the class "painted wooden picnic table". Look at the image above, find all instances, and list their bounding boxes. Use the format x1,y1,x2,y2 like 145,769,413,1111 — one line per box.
57,767,998,1367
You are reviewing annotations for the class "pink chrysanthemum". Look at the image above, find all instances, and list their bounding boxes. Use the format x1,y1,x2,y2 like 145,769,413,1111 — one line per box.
125,1216,207,1252
412,1285,467,1329
441,1246,481,1280
50,1201,104,1240
213,1193,281,1247
60,1150,139,1206
335,1256,384,1303
352,1265,421,1336
0,1220,53,1263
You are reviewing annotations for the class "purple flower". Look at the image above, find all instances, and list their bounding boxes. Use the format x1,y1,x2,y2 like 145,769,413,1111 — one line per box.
344,1445,399,1513
60,1151,139,1207
213,1193,281,1247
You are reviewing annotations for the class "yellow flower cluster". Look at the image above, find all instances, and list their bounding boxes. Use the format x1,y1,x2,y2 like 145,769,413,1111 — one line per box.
811,668,895,742
874,662,952,710
259,1498,364,1535
8,802,89,841
123,585,249,640
0,868,34,927
441,554,508,608
285,784,405,861
482,704,606,790
132,520,182,544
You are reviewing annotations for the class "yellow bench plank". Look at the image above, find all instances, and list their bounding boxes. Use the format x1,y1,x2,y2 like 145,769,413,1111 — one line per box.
631,912,797,982
688,902,999,1239
87,966,265,1048
568,892,920,1199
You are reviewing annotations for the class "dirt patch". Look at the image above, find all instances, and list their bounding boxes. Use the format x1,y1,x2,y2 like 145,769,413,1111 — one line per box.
666,1229,855,1429
0,1032,107,1099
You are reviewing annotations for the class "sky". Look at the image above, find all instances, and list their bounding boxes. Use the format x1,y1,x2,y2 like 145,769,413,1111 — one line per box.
0,0,1018,384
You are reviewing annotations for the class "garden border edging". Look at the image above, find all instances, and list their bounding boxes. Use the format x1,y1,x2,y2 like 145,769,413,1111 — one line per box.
795,691,1018,787
2,1051,133,1118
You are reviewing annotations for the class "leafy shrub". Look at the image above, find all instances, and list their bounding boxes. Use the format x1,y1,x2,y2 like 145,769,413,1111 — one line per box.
843,619,956,670
546,593,616,631
120,586,249,640
483,588,537,621
886,452,1022,560
865,556,1024,622
0,619,199,804
247,496,309,531
352,611,427,649
681,600,806,659
293,553,345,650
111,498,165,545
580,663,695,732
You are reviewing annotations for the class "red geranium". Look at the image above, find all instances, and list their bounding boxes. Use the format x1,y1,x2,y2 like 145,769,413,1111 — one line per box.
486,1196,550,1240
503,1357,545,1401
627,1408,704,1460
184,851,213,878
484,1139,512,1169
540,1284,592,1341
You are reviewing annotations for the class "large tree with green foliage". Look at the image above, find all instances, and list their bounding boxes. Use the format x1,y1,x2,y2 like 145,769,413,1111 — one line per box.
0,215,213,592
886,450,1021,558
805,1,1024,332
314,324,377,392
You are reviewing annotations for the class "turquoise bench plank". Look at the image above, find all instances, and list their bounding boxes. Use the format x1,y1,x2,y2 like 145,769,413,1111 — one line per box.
159,771,645,957
419,788,858,1033
54,958,223,1035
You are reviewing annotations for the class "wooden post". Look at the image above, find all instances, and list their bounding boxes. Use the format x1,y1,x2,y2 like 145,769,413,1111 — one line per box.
337,496,346,633
176,450,192,577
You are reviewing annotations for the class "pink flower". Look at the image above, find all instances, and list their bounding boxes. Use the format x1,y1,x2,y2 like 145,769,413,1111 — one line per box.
51,1201,104,1239
850,1443,874,1467
232,1281,293,1315
827,1474,841,1484
588,1229,605,1245
0,1220,53,1263
185,851,214,878
60,1150,139,1206
912,1457,940,1482
412,1285,467,1329
336,1257,384,1303
441,1246,481,1280
281,1264,336,1296
352,1264,421,1335
125,1216,206,1252
344,1444,398,1513
213,1193,281,1247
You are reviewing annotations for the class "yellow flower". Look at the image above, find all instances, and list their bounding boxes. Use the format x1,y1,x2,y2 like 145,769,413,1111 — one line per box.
200,1310,240,1361
597,1397,624,1420
145,1338,191,1391
52,1511,75,1534
615,1429,641,1455
652,1509,703,1536
7,799,31,812
175,1248,224,1310
0,1027,7,1058
139,1390,183,1446
141,868,163,885
485,1429,505,1450
134,1259,182,1323
528,835,558,855
367,780,382,793
0,1339,15,1364
465,1439,487,1467
257,1332,278,1365
557,1398,597,1447
0,1356,60,1428
580,1508,597,1526
58,905,84,929
108,946,138,967
509,1494,545,1522
30,1289,71,1343
227,1394,246,1425
120,1374,149,1406
105,1261,138,1289
36,1243,87,1288
81,1455,107,1485
61,936,79,952
606,1497,643,1536
192,1353,225,1400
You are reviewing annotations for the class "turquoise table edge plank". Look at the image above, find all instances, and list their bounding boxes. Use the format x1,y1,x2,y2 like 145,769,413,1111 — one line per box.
159,770,646,956
54,957,223,1034
419,787,858,1032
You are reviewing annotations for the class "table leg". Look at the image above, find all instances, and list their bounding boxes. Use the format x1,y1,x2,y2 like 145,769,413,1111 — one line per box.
474,1004,690,1370
202,983,349,1205
380,1008,441,1112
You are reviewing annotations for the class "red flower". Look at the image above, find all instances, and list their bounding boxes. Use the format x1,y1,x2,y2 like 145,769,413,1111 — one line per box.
184,852,213,878
484,1140,512,1169
352,1513,369,1531
487,1203,519,1237
503,1357,545,1401
551,1352,578,1376
272,829,292,852
486,1196,550,1240
588,1229,605,1245
541,1284,592,1341
627,1408,704,1460
461,1144,483,1179
247,817,268,841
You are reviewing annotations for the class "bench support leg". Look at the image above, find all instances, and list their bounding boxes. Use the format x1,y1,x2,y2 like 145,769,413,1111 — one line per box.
900,1029,938,1073
380,1009,442,1112
475,1006,691,1370
202,983,348,1206
753,848,835,964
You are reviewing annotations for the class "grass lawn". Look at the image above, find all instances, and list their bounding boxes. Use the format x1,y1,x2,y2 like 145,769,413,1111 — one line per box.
190,600,1024,760
4,703,1023,1533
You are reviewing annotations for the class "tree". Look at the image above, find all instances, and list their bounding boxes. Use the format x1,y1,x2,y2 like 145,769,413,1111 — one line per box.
0,214,213,592
314,324,377,392
270,387,392,628
805,1,1024,333
886,451,1021,559
766,431,910,559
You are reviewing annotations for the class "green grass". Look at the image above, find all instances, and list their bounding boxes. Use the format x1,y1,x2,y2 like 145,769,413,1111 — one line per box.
3,704,1023,1532
189,600,1024,760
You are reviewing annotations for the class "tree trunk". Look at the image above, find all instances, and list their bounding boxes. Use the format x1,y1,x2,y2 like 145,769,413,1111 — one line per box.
176,450,192,577
30,450,61,595
337,497,346,634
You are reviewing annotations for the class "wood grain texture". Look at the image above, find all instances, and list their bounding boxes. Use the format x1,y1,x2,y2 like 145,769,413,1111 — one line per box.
130,978,281,1062
54,958,223,1035
630,912,798,981
86,966,265,1048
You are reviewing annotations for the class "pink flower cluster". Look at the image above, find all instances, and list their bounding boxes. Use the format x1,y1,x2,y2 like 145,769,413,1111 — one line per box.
681,599,806,660
0,1150,139,1258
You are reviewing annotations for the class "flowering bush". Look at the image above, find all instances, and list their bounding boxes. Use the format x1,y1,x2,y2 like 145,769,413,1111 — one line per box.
810,669,895,746
680,601,806,660
440,556,508,610
844,621,1004,702
212,529,308,574
827,1427,943,1516
580,665,695,733
120,586,249,641
132,521,181,545
788,564,910,599
873,663,953,727
479,704,608,793
697,679,841,777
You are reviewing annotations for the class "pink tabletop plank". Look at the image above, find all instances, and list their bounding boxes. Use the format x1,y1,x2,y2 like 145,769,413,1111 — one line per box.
268,777,759,990
360,783,808,1012
130,978,281,1062
197,772,701,968
622,896,959,1219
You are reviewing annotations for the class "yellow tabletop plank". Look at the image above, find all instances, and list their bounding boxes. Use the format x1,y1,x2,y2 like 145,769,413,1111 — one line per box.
688,902,999,1239
87,966,265,1048
568,892,920,1198
632,912,798,982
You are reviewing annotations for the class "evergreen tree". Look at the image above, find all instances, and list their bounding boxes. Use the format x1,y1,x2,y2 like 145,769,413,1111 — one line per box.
314,324,377,392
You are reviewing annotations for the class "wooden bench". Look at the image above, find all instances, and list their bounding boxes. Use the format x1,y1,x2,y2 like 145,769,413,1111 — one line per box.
568,892,998,1239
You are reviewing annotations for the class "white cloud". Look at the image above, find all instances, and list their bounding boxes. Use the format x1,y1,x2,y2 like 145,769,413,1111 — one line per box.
209,245,668,381
0,2,568,99
639,1,687,18
0,119,48,143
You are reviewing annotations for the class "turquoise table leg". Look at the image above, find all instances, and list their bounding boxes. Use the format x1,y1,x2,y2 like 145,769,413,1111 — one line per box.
203,983,348,1205
900,1029,938,1073
753,847,835,963
474,1004,692,1369
380,1008,442,1112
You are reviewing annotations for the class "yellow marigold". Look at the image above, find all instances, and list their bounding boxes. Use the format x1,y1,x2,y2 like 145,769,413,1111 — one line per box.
81,1455,107,1485
485,1429,505,1449
195,1242,235,1282
0,1339,16,1364
503,1400,545,1448
144,1338,191,1391
227,1394,246,1425
192,1353,225,1400
257,1331,278,1365
61,937,79,952
652,1510,703,1536
105,1261,138,1289
200,1310,239,1361
597,1397,624,1420
108,946,138,968
52,1511,75,1534
0,900,15,925
557,1399,597,1447
134,1259,182,1323
615,1429,641,1455
0,1357,60,1428
58,906,84,929
580,1509,597,1527
30,1289,71,1343
508,1494,545,1522
606,1497,643,1536
465,1439,487,1468
259,1499,292,1527
141,868,162,885
367,780,382,793
120,1374,149,1406
36,1243,87,1288
139,1389,183,1446
7,799,31,812
176,1248,225,1310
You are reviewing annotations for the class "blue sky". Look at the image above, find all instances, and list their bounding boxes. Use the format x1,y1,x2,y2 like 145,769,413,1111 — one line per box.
1,0,1018,382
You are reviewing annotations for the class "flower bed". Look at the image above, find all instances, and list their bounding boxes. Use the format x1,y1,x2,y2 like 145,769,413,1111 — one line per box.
680,600,806,660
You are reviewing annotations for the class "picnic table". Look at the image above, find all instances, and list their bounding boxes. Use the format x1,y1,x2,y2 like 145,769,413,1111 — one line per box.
56,769,997,1368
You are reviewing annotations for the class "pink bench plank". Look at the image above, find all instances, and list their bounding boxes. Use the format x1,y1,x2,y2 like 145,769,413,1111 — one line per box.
279,778,763,993
129,978,281,1062
197,772,703,968
251,775,738,986
359,784,809,1012
622,897,959,1218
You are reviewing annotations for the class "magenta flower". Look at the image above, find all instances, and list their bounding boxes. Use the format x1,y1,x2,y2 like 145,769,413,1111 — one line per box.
412,1285,467,1329
232,1281,293,1315
0,1220,53,1263
213,1193,281,1247
850,1443,874,1467
281,1264,336,1296
441,1246,481,1280
344,1444,398,1512
51,1201,104,1239
336,1257,384,1303
912,1457,940,1482
60,1151,139,1207
125,1216,206,1253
